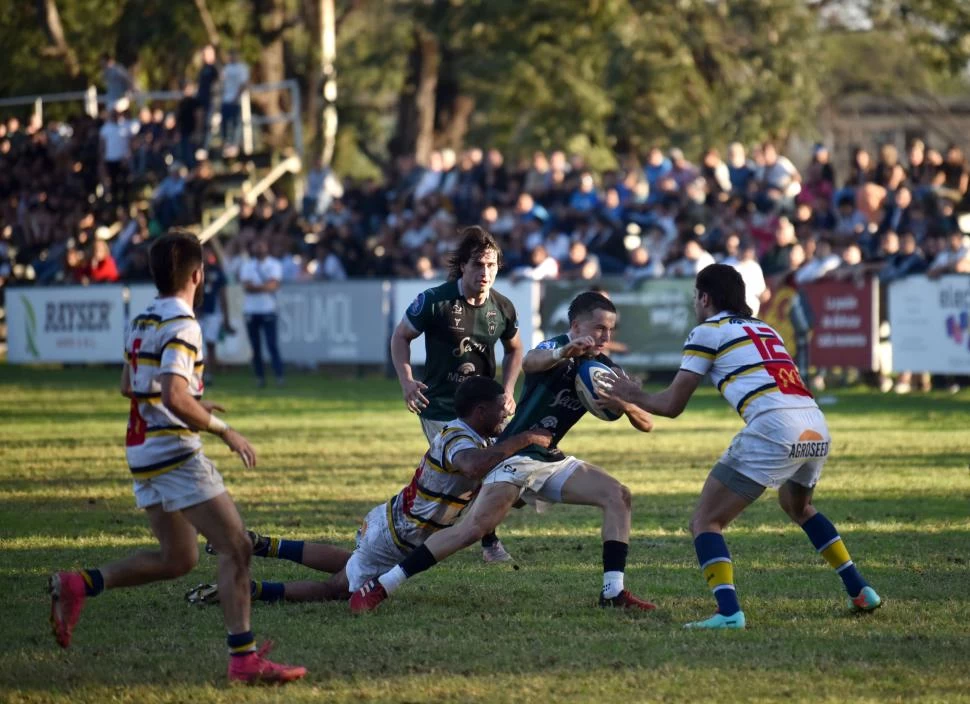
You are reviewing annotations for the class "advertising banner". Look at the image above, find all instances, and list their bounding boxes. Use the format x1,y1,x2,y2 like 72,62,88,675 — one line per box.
393,279,538,366
539,277,695,369
277,281,390,364
889,275,970,374
7,285,127,363
802,277,879,370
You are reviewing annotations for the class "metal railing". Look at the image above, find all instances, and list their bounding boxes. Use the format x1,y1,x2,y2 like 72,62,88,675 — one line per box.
198,154,303,244
0,79,304,160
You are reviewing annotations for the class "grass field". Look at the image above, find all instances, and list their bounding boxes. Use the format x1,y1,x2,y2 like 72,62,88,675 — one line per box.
1,366,969,703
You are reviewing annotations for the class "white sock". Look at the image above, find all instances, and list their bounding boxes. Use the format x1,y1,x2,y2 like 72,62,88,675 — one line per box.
378,566,408,595
602,570,624,599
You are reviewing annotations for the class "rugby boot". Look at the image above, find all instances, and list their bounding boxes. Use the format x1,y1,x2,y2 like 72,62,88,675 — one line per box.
228,641,307,684
599,589,657,611
49,571,87,648
849,586,883,613
349,579,388,614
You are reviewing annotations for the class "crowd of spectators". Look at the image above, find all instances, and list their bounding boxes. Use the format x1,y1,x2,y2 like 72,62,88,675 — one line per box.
2,46,969,390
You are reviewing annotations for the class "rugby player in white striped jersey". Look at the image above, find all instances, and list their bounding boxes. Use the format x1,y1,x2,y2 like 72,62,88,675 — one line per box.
599,264,882,629
187,376,552,605
48,231,306,684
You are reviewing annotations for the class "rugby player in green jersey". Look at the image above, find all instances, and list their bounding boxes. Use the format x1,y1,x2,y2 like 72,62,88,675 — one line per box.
351,292,659,613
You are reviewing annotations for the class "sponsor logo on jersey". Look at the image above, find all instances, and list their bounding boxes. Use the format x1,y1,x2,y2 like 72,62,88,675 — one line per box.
788,429,829,459
446,362,477,383
453,336,488,357
488,322,497,334
452,302,463,314
549,388,584,411
538,416,559,430
453,317,464,330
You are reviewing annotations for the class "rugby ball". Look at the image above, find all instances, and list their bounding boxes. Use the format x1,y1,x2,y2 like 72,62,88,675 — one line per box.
575,360,622,421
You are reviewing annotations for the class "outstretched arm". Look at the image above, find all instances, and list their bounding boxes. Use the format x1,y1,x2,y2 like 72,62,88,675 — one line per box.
450,429,553,480
598,370,703,419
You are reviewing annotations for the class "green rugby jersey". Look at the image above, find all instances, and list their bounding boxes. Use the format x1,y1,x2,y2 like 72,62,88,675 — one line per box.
405,280,518,421
499,334,615,461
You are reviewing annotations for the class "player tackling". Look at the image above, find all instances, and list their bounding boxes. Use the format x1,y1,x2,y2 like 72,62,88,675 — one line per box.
48,231,306,683
350,292,657,613
598,263,883,629
390,226,524,563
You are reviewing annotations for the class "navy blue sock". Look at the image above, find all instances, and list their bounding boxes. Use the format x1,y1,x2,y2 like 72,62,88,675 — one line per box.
80,568,104,597
276,539,304,564
693,532,741,616
399,544,438,578
801,513,868,597
251,580,285,603
227,630,256,656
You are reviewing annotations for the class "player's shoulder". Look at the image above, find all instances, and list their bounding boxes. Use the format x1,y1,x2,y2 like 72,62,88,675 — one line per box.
535,333,569,350
488,287,515,312
407,280,459,318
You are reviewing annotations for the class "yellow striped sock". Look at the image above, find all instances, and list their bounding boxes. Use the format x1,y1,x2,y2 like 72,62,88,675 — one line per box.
820,538,851,570
703,559,734,590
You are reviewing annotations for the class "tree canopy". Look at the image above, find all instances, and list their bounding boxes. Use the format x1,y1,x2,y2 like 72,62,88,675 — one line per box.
3,0,967,175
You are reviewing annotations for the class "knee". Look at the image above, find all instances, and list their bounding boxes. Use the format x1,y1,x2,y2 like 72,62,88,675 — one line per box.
163,545,198,578
220,531,253,570
689,511,719,537
604,482,632,513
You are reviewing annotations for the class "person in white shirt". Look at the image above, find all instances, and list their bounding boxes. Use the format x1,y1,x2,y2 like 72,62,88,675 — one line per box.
794,238,842,286
928,231,970,278
99,104,140,206
721,239,769,316
220,50,250,151
667,238,715,278
239,238,284,387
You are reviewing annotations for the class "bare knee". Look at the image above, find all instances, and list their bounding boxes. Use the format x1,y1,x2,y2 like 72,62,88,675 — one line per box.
219,530,253,570
689,510,723,537
778,485,815,525
162,544,198,578
601,481,632,513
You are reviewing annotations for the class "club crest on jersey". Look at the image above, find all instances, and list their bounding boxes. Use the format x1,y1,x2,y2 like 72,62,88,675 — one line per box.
538,416,559,430
452,302,463,314
408,293,426,316
488,322,497,334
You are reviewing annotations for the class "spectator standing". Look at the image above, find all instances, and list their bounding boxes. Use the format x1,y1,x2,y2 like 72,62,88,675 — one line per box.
195,45,219,147
723,240,768,316
176,82,197,168
100,54,135,107
220,50,250,154
99,103,139,207
726,142,756,196
239,238,284,387
200,245,234,383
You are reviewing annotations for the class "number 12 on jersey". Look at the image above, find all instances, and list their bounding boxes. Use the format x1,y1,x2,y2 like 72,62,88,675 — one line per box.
742,325,812,398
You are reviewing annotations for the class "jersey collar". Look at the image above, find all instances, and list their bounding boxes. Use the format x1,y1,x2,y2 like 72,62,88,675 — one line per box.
161,296,196,318
452,417,487,445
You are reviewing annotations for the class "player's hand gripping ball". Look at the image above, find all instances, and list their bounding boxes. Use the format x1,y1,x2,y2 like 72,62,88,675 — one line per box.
575,360,622,421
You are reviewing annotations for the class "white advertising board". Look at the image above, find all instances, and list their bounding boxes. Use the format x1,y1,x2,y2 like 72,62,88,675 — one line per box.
889,275,970,374
7,285,127,363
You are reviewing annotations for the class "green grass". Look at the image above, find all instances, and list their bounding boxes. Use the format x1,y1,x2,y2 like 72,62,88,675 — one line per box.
1,366,969,703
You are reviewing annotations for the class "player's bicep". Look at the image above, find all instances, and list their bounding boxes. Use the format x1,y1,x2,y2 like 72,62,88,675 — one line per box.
501,330,523,353
159,372,191,408
120,364,132,398
393,318,422,344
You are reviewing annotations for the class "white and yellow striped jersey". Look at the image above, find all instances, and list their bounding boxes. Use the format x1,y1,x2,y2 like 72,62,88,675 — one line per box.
680,311,817,423
386,419,488,550
124,297,205,478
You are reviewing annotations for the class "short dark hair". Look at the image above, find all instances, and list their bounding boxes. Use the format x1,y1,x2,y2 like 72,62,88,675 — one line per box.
695,264,752,318
448,226,502,280
568,291,616,324
454,376,505,418
149,230,203,296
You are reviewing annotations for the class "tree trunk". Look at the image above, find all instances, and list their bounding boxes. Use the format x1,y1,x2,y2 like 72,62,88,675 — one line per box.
436,94,474,151
36,0,80,78
192,0,221,48
252,0,288,147
389,26,439,164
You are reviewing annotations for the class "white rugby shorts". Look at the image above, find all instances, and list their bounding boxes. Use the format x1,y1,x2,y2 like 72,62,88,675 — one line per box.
344,502,410,593
482,454,582,504
132,452,226,512
718,407,831,490
419,417,449,444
